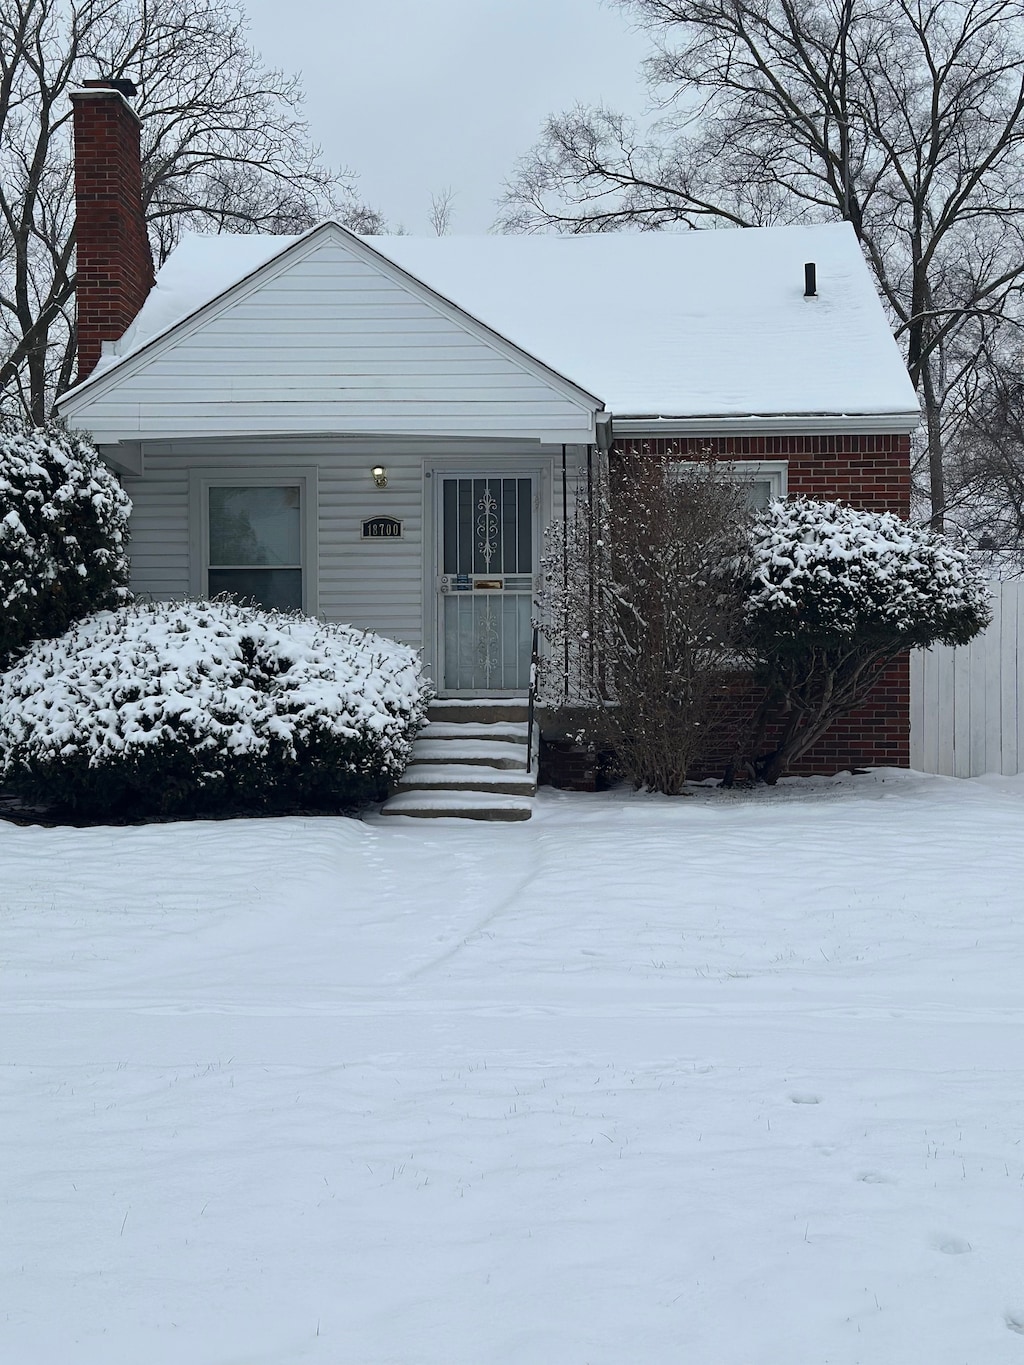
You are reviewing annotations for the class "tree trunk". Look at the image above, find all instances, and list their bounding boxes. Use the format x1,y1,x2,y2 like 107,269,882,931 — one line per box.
921,354,945,531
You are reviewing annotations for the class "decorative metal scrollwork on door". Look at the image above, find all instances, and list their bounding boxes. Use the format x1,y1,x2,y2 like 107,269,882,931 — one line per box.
475,485,499,570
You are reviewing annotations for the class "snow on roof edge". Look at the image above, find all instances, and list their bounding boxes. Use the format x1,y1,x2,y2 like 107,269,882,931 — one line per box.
58,220,919,424
615,408,921,425
58,220,605,415
57,223,321,407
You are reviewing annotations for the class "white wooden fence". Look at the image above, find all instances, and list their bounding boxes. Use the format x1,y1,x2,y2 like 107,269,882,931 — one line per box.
911,580,1024,776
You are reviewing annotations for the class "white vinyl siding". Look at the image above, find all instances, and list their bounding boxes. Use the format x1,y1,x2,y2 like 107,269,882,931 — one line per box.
121,438,588,675
62,233,597,444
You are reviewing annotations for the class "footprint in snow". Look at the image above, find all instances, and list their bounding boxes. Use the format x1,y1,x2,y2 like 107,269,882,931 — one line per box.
789,1092,822,1105
856,1170,891,1184
1005,1313,1024,1335
933,1235,972,1255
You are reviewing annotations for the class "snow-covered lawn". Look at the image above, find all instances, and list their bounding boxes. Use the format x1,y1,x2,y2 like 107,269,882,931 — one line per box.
3,770,1024,1363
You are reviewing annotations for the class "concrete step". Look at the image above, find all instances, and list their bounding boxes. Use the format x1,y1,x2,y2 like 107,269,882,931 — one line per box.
380,790,533,821
409,738,528,770
397,763,537,796
386,698,538,821
420,720,529,744
428,698,529,725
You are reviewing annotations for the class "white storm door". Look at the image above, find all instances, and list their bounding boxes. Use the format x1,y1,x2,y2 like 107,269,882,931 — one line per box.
437,475,537,694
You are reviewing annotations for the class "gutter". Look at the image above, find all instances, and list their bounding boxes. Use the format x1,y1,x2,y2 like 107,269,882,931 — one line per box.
612,411,922,438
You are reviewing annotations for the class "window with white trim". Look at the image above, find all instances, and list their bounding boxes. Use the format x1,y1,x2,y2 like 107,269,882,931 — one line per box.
729,460,788,510
190,468,318,614
667,458,788,510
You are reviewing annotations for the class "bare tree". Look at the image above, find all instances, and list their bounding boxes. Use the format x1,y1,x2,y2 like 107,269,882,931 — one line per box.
500,0,1024,528
1,0,383,422
428,185,456,236
946,337,1024,563
537,453,753,794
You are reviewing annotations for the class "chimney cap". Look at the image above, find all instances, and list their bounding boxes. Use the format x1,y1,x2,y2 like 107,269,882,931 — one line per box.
82,77,138,98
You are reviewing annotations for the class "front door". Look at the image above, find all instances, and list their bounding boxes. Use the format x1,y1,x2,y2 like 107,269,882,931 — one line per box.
437,474,537,694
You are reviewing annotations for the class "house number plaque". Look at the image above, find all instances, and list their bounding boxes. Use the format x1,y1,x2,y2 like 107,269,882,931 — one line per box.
361,516,404,540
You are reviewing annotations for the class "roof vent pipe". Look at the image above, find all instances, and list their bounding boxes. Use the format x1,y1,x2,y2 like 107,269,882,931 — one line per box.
804,262,817,297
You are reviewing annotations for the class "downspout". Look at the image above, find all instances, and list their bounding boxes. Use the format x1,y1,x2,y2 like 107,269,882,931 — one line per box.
586,442,595,697
595,412,613,458
592,414,613,703
562,443,569,703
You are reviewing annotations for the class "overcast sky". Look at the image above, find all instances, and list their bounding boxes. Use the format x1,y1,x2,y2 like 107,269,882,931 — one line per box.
240,0,652,234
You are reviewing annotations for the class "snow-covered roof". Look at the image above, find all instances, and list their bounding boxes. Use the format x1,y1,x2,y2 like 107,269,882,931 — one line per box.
78,220,919,424
92,231,298,377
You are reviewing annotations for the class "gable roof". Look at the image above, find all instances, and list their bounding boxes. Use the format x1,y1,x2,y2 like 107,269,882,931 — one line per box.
60,220,920,426
57,224,601,446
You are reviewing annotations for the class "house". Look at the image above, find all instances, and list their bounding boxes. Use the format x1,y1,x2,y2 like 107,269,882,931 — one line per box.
57,81,921,792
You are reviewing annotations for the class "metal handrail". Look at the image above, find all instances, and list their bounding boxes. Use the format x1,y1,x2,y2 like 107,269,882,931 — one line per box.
526,624,540,773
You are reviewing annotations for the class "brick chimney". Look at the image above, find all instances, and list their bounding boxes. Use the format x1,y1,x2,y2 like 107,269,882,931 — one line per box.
71,80,155,382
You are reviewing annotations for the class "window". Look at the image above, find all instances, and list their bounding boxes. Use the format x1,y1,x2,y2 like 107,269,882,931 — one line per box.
190,469,318,614
668,458,788,510
208,485,302,610
729,460,788,510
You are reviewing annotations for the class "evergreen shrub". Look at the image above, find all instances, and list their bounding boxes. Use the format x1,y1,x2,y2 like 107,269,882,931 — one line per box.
737,498,992,781
0,419,131,669
0,600,431,819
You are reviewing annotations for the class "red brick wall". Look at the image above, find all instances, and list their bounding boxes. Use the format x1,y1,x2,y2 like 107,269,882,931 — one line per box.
71,86,154,382
612,431,913,777
676,654,910,781
616,433,911,515
793,655,909,773
539,740,599,792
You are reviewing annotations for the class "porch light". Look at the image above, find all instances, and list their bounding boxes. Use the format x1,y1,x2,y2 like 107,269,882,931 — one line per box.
371,465,388,489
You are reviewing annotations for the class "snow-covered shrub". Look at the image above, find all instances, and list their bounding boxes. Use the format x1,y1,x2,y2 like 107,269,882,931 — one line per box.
745,498,990,648
0,600,431,818
0,419,131,669
737,498,991,782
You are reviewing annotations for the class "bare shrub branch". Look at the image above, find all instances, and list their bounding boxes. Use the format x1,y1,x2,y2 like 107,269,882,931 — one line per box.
537,452,753,793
